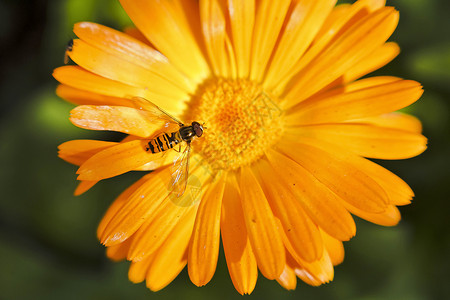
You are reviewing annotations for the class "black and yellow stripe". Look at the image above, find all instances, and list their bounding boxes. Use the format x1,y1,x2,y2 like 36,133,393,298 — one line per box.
146,131,182,153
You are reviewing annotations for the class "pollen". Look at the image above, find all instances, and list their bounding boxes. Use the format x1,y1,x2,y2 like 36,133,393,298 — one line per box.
185,78,285,172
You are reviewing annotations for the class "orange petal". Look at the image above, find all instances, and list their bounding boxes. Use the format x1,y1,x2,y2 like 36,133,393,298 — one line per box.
53,66,182,114
221,173,257,295
56,84,136,107
69,39,188,101
349,112,423,134
254,158,323,262
249,0,291,81
200,0,233,77
145,207,197,291
354,159,414,206
128,202,193,261
127,166,210,261
239,166,285,280
127,202,200,262
228,0,254,78
320,230,344,266
73,22,195,93
265,149,356,241
314,0,386,44
344,42,400,83
279,0,386,92
53,67,121,96
106,239,132,262
58,139,117,166
134,149,178,171
264,0,336,88
123,26,151,45
279,137,389,213
97,174,152,240
289,245,334,286
119,0,209,83
347,204,401,227
286,78,423,125
362,0,386,11
276,264,297,291
70,105,167,137
289,137,414,206
128,253,154,284
313,4,351,42
292,123,427,160
284,7,399,106
99,168,173,246
77,140,165,181
74,180,98,196
188,174,226,286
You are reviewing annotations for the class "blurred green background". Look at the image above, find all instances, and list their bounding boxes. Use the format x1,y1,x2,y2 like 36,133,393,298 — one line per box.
0,0,449,299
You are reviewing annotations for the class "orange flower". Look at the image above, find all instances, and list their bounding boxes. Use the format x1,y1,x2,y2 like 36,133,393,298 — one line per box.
54,0,426,294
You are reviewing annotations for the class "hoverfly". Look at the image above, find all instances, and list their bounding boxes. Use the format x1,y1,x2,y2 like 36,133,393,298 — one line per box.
133,97,204,198
64,39,73,64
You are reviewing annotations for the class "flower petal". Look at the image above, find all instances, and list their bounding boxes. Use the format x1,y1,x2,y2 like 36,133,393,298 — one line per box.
58,139,117,166
228,0,254,77
123,26,151,45
239,166,286,280
320,230,344,266
97,174,151,240
128,254,154,284
348,204,401,226
70,105,169,137
74,180,98,196
106,238,133,262
292,123,427,159
73,22,195,93
53,66,182,114
145,207,197,291
249,0,291,81
343,42,400,83
200,0,234,77
349,112,423,134
99,168,173,246
56,85,136,107
127,166,210,261
279,136,389,213
119,0,209,82
77,140,168,181
128,199,195,261
221,173,257,295
286,78,423,125
290,137,414,206
315,0,386,43
285,236,334,286
264,0,336,88
265,149,356,241
284,7,399,106
354,161,414,207
276,264,297,290
69,39,188,101
188,174,226,286
254,158,323,262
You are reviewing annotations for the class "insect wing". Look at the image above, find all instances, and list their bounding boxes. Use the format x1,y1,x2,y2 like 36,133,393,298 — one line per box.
169,143,191,198
132,97,183,126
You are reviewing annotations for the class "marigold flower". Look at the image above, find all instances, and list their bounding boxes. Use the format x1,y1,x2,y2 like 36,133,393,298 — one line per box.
54,0,427,294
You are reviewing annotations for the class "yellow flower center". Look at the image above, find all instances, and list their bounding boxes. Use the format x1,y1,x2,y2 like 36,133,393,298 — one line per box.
186,78,285,173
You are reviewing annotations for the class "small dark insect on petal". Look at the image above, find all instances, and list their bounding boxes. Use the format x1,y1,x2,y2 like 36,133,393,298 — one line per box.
64,39,74,64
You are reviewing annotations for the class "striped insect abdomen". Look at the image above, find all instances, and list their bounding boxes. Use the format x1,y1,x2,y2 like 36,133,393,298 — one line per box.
146,131,182,153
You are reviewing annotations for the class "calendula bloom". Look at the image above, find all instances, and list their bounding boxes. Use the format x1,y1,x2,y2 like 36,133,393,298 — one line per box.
54,0,426,294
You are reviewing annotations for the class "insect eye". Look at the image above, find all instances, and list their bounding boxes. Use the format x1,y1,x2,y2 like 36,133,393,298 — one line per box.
192,122,203,137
